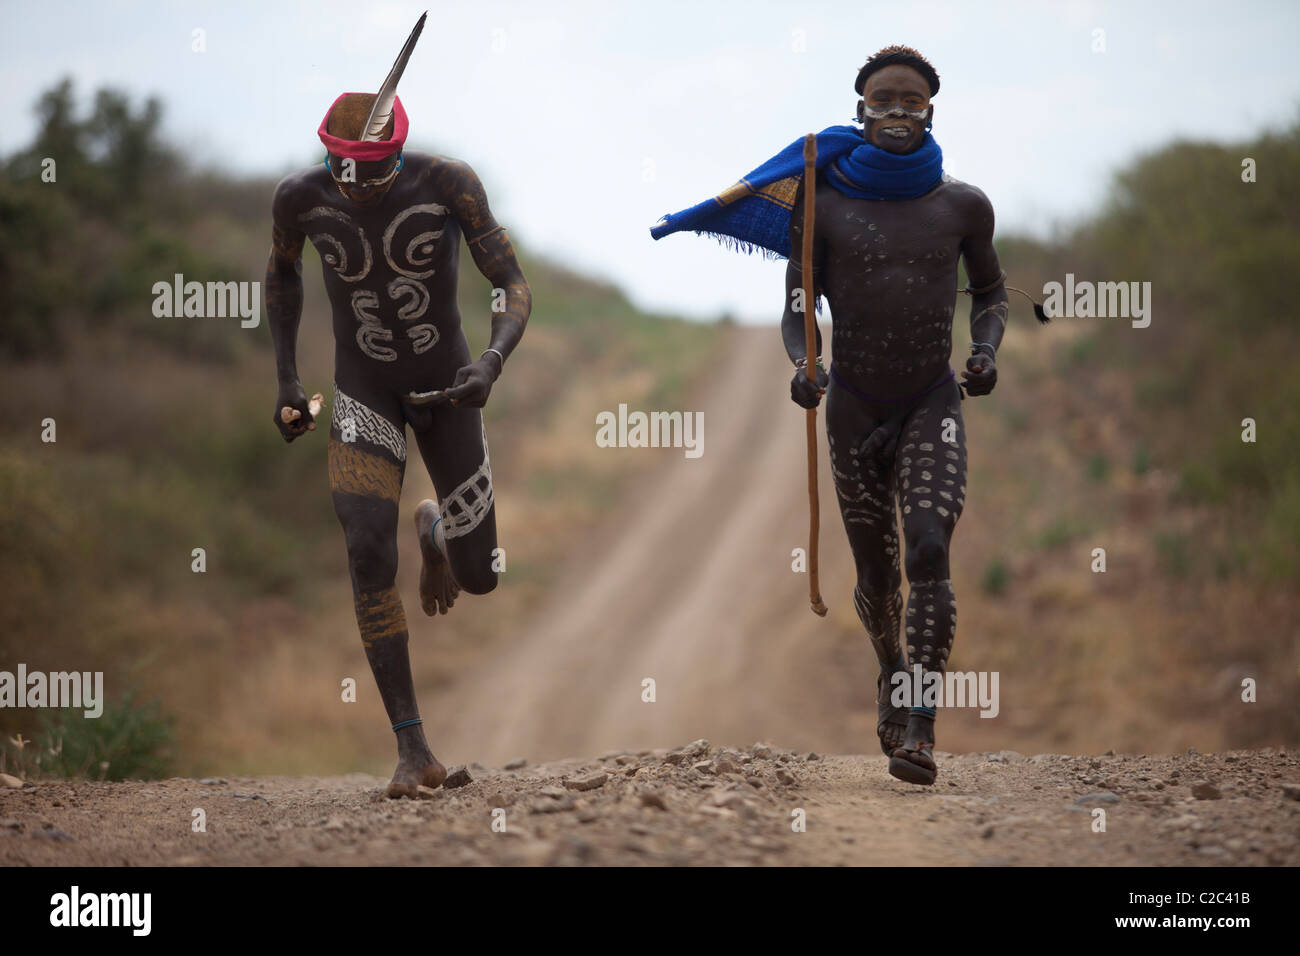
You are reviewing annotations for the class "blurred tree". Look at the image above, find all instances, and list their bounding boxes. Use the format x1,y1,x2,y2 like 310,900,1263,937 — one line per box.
0,78,221,358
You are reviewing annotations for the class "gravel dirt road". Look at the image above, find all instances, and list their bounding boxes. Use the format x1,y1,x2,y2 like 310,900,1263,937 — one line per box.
5,331,1295,867
3,745,1296,866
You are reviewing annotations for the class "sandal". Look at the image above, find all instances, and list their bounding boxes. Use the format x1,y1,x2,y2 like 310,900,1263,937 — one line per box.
876,671,909,756
889,713,937,786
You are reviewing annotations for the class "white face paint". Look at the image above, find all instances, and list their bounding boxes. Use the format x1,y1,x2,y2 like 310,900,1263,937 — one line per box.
861,103,930,145
354,160,403,189
860,104,930,122
331,155,402,202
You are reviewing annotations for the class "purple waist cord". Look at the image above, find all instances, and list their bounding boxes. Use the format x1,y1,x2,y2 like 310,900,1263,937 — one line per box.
829,365,956,405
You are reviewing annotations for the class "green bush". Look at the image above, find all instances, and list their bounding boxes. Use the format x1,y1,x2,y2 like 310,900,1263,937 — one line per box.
1036,516,1091,550
981,558,1009,595
4,689,176,781
1086,453,1110,483
1154,531,1192,579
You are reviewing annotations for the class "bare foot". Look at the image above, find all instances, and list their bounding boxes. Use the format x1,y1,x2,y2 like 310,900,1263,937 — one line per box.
415,499,460,616
385,753,448,799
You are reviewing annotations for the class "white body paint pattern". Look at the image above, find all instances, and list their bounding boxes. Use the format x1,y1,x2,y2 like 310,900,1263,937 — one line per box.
310,204,449,363
383,203,449,279
827,429,898,545
854,584,905,666
406,324,439,354
895,396,965,672
299,207,372,282
332,384,407,462
440,423,493,539
388,276,439,354
388,276,429,320
350,289,397,362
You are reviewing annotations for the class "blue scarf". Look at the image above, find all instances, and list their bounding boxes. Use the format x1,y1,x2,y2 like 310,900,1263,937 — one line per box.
650,125,944,259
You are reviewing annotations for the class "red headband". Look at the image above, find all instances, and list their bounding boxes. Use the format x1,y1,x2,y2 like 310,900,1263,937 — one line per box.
317,93,409,161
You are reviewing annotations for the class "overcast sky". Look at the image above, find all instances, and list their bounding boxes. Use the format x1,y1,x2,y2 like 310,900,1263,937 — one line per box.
2,0,1297,322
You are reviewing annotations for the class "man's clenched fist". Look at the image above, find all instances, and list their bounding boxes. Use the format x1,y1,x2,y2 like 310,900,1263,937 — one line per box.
960,353,997,396
790,365,829,409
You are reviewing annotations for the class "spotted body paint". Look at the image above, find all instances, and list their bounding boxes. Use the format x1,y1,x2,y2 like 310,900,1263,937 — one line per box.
783,161,1000,747
828,376,965,681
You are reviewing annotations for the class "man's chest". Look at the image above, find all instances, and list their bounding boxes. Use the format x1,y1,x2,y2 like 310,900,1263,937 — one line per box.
817,192,964,271
298,195,461,362
298,195,459,287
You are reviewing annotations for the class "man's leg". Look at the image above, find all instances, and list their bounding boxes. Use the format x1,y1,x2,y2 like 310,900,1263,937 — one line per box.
329,382,447,798
890,377,967,785
826,382,908,755
407,401,499,603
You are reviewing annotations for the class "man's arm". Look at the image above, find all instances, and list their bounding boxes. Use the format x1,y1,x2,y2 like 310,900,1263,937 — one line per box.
438,160,531,408
958,185,1008,397
266,178,313,440
783,175,828,408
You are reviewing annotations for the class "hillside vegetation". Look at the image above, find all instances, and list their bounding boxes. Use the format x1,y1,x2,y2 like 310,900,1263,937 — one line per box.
2,82,1295,778
0,81,722,776
939,120,1300,751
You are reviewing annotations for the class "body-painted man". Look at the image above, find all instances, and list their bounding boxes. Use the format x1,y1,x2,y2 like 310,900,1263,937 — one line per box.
653,46,1011,786
266,17,531,797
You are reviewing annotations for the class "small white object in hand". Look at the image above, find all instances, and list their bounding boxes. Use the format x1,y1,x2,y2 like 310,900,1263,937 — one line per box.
281,392,324,428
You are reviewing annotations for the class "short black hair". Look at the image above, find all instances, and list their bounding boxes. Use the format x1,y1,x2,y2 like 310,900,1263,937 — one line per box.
854,45,940,96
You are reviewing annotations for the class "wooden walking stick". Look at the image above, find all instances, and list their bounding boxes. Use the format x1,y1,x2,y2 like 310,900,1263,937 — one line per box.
801,133,828,617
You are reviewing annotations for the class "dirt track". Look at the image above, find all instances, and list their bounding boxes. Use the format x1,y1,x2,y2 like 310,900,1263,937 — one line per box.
423,328,865,765
3,745,1297,865
5,330,1296,866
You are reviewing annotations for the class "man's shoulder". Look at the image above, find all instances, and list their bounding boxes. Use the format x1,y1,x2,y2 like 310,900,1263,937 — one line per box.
411,152,481,188
934,175,993,215
272,166,332,217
